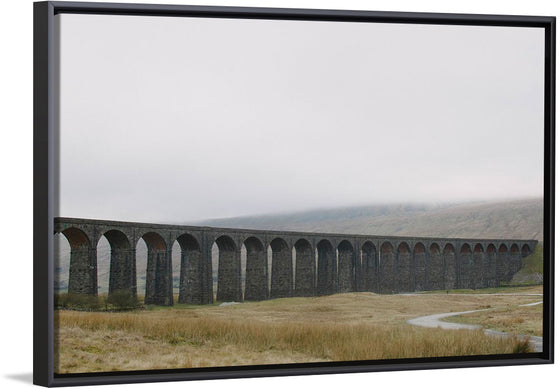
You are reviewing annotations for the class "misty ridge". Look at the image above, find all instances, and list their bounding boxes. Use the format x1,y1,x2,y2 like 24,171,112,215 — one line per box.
190,197,543,241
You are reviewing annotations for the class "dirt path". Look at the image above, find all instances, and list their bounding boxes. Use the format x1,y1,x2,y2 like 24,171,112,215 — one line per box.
406,301,543,352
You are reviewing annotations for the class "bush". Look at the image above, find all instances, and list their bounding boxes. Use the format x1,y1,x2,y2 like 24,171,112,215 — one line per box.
54,293,101,310
106,290,139,310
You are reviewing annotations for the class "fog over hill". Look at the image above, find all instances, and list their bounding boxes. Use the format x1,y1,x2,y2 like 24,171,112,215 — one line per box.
192,198,543,241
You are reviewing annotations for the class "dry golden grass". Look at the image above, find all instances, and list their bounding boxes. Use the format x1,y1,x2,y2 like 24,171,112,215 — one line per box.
55,312,522,374
422,285,543,295
54,286,543,374
443,303,543,336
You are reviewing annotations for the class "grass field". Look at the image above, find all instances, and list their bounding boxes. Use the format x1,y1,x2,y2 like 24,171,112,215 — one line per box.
427,285,543,336
442,302,543,336
54,286,543,374
421,285,543,295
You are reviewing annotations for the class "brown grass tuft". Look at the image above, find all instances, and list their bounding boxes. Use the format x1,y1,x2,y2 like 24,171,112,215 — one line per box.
512,337,533,353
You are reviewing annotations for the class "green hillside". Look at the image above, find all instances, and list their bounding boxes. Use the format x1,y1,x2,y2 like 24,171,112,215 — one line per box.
509,242,544,285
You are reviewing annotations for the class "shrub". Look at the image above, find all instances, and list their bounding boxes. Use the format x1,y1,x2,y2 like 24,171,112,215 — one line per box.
54,293,101,310
106,290,139,310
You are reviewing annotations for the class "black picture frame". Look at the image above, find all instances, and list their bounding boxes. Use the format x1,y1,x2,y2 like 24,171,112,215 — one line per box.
33,1,555,387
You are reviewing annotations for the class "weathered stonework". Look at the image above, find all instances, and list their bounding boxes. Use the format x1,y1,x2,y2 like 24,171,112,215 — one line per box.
294,239,315,297
497,244,509,285
317,240,336,295
361,242,377,292
177,233,202,305
485,245,498,288
270,238,292,299
379,242,395,293
337,240,354,293
216,236,241,302
105,229,136,298
244,237,268,301
142,232,170,305
443,244,456,289
428,244,443,290
458,244,473,289
397,243,412,293
55,217,538,306
413,243,427,291
63,225,97,295
473,244,485,289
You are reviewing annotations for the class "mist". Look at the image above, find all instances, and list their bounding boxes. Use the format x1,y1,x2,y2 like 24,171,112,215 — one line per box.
56,14,544,223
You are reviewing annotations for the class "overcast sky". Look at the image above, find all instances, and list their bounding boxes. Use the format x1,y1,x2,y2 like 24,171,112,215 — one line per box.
55,13,544,223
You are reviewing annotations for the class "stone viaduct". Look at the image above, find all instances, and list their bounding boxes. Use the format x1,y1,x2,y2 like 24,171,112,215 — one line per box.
54,217,538,306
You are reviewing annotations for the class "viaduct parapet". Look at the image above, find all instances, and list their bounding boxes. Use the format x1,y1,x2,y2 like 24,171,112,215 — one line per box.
54,217,538,306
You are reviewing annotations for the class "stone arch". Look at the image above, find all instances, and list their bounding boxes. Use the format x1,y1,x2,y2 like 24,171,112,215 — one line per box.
62,227,91,248
497,243,509,285
397,242,412,292
216,235,241,302
317,239,336,295
486,244,498,287
244,236,267,301
294,238,314,297
95,235,111,295
54,232,71,294
509,243,522,280
473,243,485,289
443,243,456,289
379,242,395,294
103,229,135,299
270,238,292,298
337,240,355,293
361,241,377,292
458,243,473,289
413,243,427,291
521,244,531,257
428,243,444,290
60,227,97,296
138,232,171,305
176,233,203,304
139,232,166,250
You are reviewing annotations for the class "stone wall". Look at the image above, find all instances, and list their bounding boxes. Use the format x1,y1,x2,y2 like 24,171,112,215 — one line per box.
244,237,268,301
54,217,539,306
294,239,315,296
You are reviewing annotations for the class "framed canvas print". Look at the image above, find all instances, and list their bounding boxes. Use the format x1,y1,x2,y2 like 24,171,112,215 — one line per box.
33,1,555,387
